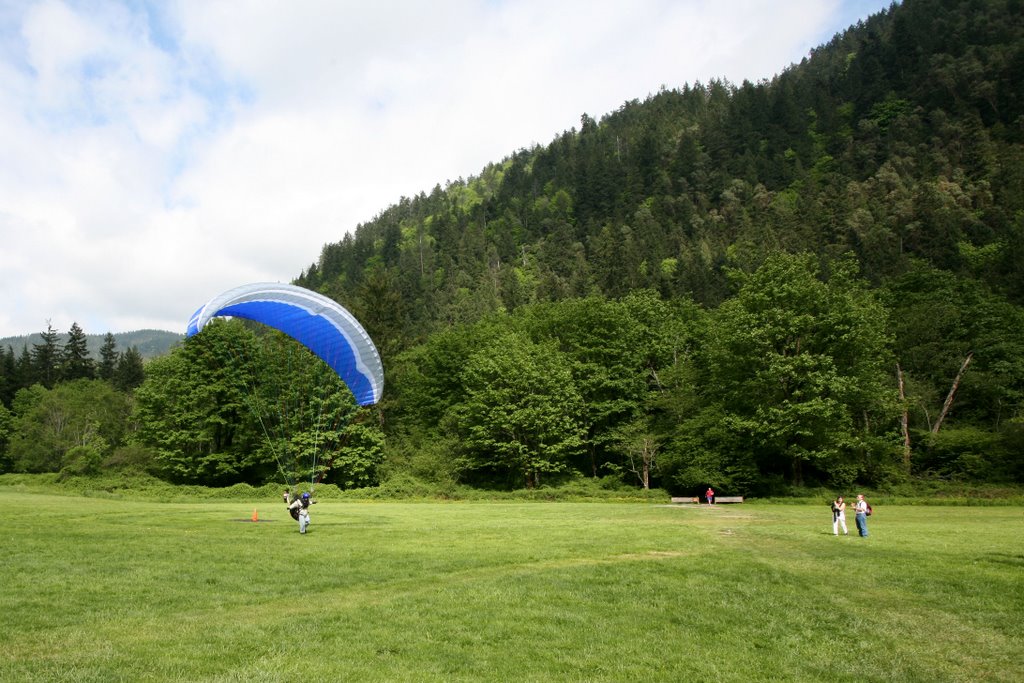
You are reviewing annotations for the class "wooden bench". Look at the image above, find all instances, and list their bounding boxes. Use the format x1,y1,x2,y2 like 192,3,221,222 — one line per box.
670,497,700,504
670,496,744,504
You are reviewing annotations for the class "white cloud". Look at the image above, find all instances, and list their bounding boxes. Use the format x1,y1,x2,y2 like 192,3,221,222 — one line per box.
0,0,890,337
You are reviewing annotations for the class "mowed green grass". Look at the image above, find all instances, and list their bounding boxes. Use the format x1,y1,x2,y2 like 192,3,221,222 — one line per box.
0,493,1021,682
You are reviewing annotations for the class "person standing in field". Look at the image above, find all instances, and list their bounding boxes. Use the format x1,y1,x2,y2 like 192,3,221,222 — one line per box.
854,494,869,537
288,491,315,533
831,495,848,535
705,487,715,504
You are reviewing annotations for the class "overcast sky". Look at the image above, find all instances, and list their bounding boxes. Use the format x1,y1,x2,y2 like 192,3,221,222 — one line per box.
0,0,893,337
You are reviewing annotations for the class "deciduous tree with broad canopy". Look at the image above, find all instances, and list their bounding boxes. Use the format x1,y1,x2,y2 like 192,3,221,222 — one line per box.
443,330,586,488
679,253,899,489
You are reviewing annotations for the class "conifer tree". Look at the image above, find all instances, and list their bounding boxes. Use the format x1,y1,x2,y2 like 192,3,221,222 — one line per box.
114,347,145,390
98,333,119,382
31,323,61,388
15,346,33,390
62,322,95,381
0,346,13,406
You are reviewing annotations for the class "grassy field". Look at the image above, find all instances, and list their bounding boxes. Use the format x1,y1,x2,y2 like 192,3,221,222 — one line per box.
0,493,1021,682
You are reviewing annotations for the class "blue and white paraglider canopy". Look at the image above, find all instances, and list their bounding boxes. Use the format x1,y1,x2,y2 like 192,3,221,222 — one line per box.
186,283,384,406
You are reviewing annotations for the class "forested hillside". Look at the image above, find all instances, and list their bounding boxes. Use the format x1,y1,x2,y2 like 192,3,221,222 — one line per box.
3,0,1022,494
290,0,1024,492
299,0,1023,335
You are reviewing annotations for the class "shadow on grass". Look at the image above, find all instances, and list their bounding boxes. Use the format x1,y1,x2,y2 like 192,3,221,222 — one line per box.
984,552,1024,567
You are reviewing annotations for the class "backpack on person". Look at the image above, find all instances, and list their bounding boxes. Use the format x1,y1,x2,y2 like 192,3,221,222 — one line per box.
866,502,873,516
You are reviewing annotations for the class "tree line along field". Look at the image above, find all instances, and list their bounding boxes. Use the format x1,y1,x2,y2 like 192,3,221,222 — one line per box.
1,492,1020,682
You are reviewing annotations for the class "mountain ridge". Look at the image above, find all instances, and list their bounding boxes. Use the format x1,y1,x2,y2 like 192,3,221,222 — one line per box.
0,329,182,360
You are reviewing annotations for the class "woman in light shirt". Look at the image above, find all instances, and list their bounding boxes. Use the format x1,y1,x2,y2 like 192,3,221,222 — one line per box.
831,496,848,535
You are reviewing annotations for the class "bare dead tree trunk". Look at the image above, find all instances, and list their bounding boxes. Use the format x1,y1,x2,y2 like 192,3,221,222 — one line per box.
626,435,657,489
896,363,911,473
932,352,973,434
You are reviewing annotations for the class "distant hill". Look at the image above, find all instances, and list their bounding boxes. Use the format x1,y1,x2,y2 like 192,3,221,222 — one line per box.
0,329,182,360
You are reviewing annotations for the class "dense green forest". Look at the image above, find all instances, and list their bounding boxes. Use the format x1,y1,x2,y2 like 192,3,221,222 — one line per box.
2,0,1022,494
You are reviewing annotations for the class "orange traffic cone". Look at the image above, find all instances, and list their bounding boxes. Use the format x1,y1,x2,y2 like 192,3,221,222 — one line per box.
251,508,259,522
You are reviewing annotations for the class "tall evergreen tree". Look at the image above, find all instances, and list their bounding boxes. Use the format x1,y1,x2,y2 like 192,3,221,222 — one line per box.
14,346,33,392
114,347,145,391
62,322,95,381
31,323,61,389
98,333,119,382
0,346,13,407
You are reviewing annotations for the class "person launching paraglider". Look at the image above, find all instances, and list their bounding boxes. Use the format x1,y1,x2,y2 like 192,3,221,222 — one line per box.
286,491,316,534
188,283,382,537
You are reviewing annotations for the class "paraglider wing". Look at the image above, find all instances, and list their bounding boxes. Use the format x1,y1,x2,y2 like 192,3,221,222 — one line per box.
186,283,383,405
